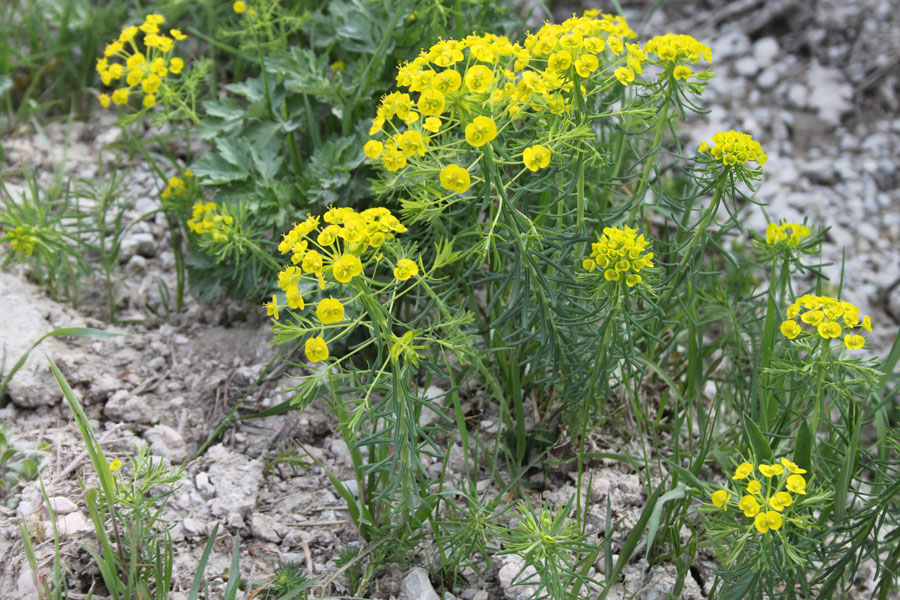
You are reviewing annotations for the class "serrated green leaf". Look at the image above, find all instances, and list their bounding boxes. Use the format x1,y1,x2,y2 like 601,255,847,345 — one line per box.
217,137,253,172
203,97,244,120
226,78,266,102
190,153,249,185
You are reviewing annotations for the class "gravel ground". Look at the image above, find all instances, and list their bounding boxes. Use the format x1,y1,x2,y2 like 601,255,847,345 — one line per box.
1,1,899,598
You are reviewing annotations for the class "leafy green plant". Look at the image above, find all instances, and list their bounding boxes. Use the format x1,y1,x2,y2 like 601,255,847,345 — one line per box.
0,423,46,508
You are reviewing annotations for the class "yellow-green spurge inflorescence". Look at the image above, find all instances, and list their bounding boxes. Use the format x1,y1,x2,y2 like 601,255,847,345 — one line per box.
96,13,186,109
711,458,813,534
267,207,418,364
363,11,716,184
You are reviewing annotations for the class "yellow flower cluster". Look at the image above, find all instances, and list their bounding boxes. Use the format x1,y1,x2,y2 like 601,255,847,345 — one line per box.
96,14,186,109
765,221,811,247
366,11,664,189
780,294,872,349
160,171,194,201
711,458,809,534
643,33,712,81
697,130,767,167
582,225,654,287
268,207,417,364
5,225,39,256
187,201,233,242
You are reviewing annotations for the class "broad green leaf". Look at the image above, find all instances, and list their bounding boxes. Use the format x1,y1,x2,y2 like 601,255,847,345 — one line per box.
190,153,249,185
202,97,244,121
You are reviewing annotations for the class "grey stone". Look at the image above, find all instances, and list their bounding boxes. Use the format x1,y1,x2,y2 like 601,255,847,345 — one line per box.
498,555,538,600
52,511,91,536
48,496,78,515
206,444,263,528
195,472,215,496
711,30,750,60
104,390,154,423
182,517,205,535
340,478,359,498
734,56,759,77
752,37,780,68
143,425,187,463
757,66,780,90
329,438,352,465
786,83,808,108
806,61,852,125
250,513,282,543
400,567,439,600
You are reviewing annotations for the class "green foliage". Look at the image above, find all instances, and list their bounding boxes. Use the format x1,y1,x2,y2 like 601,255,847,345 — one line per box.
0,423,47,508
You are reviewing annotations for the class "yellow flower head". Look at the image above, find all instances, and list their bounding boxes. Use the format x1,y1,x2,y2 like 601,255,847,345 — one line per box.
783,295,870,348
754,510,783,533
109,459,123,472
817,320,842,339
844,334,865,350
332,254,362,283
738,495,760,517
364,140,384,159
644,33,712,64
316,298,345,324
758,463,784,478
711,489,730,510
423,116,442,133
465,116,498,148
746,480,762,494
673,64,692,80
786,474,807,495
780,457,807,474
464,65,494,93
733,462,753,480
780,320,802,339
394,258,419,281
440,164,471,194
698,130,766,167
522,144,551,171
614,66,635,86
233,1,246,13
304,336,329,363
587,226,653,287
768,491,793,511
265,295,280,320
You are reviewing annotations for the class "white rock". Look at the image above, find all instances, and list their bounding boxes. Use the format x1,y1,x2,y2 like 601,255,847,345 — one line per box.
53,511,92,536
400,567,440,600
752,37,780,68
205,444,263,528
329,438,352,465
182,517,205,535
144,425,187,463
734,56,759,77
757,66,780,90
806,61,852,125
48,496,78,515
591,477,611,498
105,390,154,423
786,83,808,109
250,513,281,543
195,472,215,496
711,30,751,60
498,555,538,600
